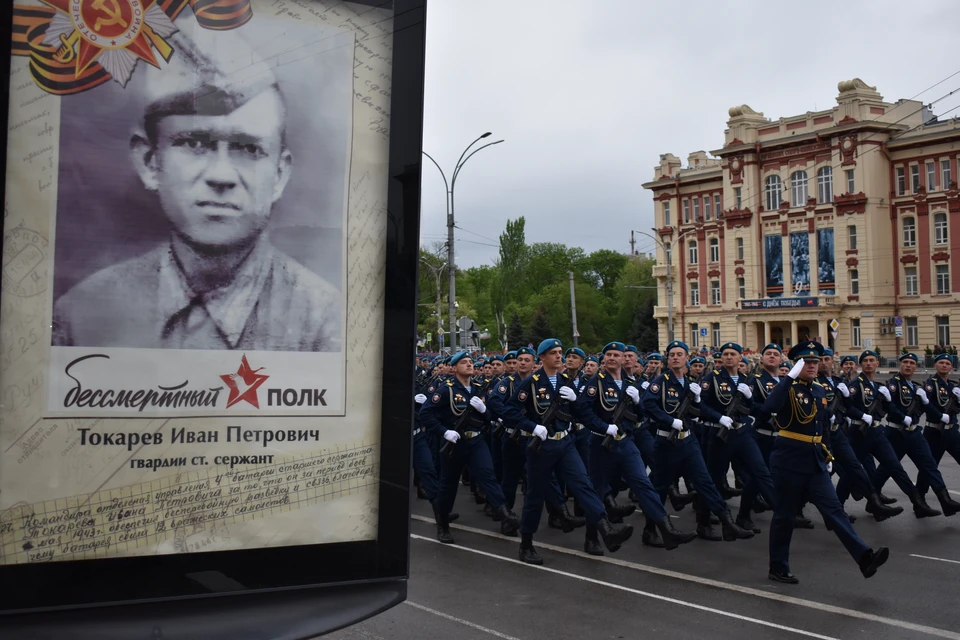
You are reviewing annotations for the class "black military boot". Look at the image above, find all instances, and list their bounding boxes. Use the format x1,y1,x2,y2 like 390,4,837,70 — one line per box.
911,492,942,518
668,484,696,511
484,503,499,520
416,484,429,500
751,494,771,514
547,503,565,531
793,508,815,529
720,479,742,499
560,503,586,530
433,503,454,544
877,491,897,504
696,509,721,542
768,569,800,584
719,510,755,541
654,517,696,550
596,517,634,553
583,526,603,556
519,533,543,565
736,509,761,534
641,519,664,548
934,487,960,517
603,494,636,522
472,484,487,505
496,505,520,536
859,547,890,578
865,492,904,522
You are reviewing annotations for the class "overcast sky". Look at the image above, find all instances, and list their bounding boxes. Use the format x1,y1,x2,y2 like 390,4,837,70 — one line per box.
418,0,960,268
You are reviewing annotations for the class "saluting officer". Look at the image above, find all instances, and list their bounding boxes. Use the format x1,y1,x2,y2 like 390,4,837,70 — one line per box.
503,339,634,564
918,353,960,500
641,341,754,543
763,342,889,584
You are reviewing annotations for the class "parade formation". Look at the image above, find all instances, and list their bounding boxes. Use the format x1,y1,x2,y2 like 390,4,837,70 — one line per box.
413,339,960,584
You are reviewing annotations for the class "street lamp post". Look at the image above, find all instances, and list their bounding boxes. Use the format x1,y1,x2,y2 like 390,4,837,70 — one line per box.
423,134,504,351
420,257,446,352
633,227,697,343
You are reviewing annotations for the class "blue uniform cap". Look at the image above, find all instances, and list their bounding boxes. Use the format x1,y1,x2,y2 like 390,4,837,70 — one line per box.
859,349,879,363
647,353,663,361
690,356,705,365
586,355,599,364
602,341,626,354
712,352,722,359
666,340,690,354
720,342,743,354
822,348,834,357
935,353,952,364
761,343,782,355
504,351,518,361
787,340,824,362
840,355,857,365
625,345,639,354
899,353,919,363
565,347,586,359
780,360,793,368
516,347,535,358
742,356,751,366
537,338,563,356
449,351,471,366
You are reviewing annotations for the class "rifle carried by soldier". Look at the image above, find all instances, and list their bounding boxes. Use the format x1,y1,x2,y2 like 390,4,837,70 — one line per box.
439,399,487,457
715,387,753,443
663,383,701,445
528,372,579,453
601,381,641,450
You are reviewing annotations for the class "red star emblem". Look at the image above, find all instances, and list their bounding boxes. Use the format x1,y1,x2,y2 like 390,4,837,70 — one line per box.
220,355,269,409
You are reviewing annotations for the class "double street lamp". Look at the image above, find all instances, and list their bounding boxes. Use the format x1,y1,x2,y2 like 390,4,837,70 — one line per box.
423,133,504,351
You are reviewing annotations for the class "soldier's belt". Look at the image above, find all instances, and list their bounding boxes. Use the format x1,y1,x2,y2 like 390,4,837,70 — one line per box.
593,431,628,441
463,431,483,439
887,422,917,432
656,429,691,440
756,428,778,437
572,423,587,431
547,429,570,441
829,423,840,432
850,419,877,429
704,421,742,431
777,430,823,444
927,422,956,431
505,427,532,438
412,427,423,437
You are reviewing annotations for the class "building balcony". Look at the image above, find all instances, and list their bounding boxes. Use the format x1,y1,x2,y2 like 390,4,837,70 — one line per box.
652,264,670,278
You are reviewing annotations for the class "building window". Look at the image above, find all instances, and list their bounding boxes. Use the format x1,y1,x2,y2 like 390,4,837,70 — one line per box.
942,160,952,189
690,283,699,306
710,280,721,305
849,269,859,295
903,217,916,247
709,238,719,263
735,187,742,209
937,316,950,345
897,167,906,195
846,169,855,194
927,161,937,191
736,237,744,260
737,277,746,299
905,266,918,296
851,319,861,347
665,242,672,265
663,201,671,226
817,166,833,203
711,322,721,347
690,324,700,348
935,212,948,245
912,164,921,193
765,175,782,210
936,264,950,294
704,195,713,220
847,225,857,251
906,317,919,347
688,240,698,265
714,194,721,216
683,199,690,223
693,197,701,221
790,170,808,205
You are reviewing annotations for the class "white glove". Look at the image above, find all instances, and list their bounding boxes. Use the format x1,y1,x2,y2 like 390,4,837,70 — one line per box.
916,388,929,404
641,381,650,390
605,424,619,436
533,425,548,441
942,413,951,424
827,462,834,474
952,387,960,400
469,396,486,414
443,430,460,443
862,414,873,426
626,386,640,403
671,419,684,431
903,416,912,427
719,416,734,429
837,383,850,398
415,393,427,404
830,414,836,424
736,383,752,399
559,386,577,401
788,359,805,379
878,386,891,402
689,384,701,399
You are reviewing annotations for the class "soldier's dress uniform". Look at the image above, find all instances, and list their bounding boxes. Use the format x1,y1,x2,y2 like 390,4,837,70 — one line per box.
918,355,960,500
490,348,535,513
763,342,889,584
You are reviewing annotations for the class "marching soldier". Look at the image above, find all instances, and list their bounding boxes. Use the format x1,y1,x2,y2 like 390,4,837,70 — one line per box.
643,353,663,380
918,353,960,501
503,339,634,564
688,356,706,380
763,342,889,584
641,340,754,543
419,351,520,543
565,347,592,470
839,355,858,382
874,353,960,516
583,356,600,379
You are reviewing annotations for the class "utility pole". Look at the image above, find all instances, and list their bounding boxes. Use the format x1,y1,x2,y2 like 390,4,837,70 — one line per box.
630,230,636,256
569,270,579,347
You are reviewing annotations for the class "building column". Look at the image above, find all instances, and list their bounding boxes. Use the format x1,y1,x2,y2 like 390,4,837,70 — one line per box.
764,321,772,345
737,321,745,345
790,320,799,347
818,318,828,346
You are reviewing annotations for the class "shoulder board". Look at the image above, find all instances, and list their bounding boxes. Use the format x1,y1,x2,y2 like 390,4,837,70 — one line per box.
508,375,515,381
664,373,672,381
446,380,453,387
753,373,761,378
812,380,824,388
532,374,540,381
598,372,606,379
713,369,721,374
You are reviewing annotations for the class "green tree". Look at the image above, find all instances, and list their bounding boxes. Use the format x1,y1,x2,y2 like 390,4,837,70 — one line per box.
527,304,554,346
580,249,629,298
507,311,526,350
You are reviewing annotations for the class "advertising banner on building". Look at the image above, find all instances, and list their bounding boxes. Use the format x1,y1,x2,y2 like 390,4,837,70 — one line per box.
764,235,783,298
790,232,810,296
817,228,836,296
1,0,394,567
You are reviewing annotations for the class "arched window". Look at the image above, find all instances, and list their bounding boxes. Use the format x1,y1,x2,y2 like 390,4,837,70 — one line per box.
902,217,916,247
817,166,833,203
688,240,698,265
765,175,782,210
791,170,808,205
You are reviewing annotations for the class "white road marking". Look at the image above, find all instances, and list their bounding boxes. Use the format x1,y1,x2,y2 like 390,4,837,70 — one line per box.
910,553,960,565
950,489,960,497
403,600,523,640
412,514,960,640
411,534,838,640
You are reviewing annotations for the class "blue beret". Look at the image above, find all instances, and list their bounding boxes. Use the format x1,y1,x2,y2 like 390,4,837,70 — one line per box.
712,352,722,359
761,343,782,354
690,356,705,365
935,353,952,364
492,355,504,362
647,353,663,361
788,340,824,362
625,345,639,354
840,355,857,365
586,355,599,364
516,347,535,358
565,347,586,359
720,342,743,354
602,341,626,354
822,348,834,357
504,351,518,361
859,350,879,363
780,360,793,368
899,353,919,363
449,351,471,366
537,338,563,356
667,340,690,354
742,357,751,365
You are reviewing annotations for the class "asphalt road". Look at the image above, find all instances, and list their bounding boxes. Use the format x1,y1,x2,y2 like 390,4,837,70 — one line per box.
328,457,960,640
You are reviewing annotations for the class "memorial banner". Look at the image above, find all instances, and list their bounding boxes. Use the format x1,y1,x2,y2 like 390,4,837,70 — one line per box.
817,228,836,296
790,231,810,296
764,235,783,298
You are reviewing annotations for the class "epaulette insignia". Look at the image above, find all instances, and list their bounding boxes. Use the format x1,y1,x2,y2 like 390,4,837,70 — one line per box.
446,380,453,387
812,381,823,388
533,374,540,381
599,373,606,379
